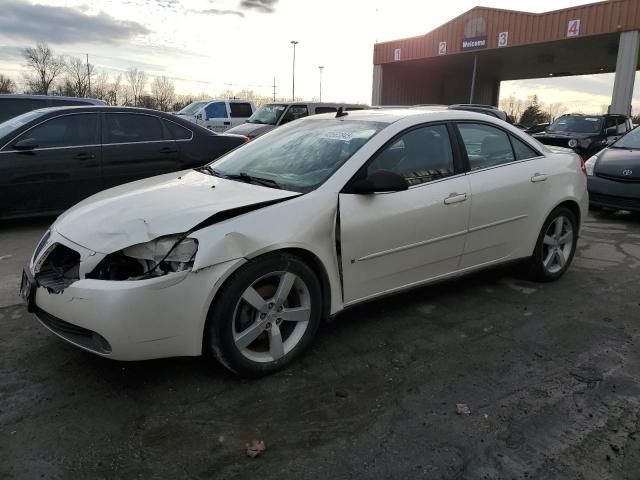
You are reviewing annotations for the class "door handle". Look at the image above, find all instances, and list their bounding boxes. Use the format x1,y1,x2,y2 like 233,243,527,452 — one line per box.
224,121,231,125
73,153,96,160
444,193,468,205
159,147,177,154
531,173,548,182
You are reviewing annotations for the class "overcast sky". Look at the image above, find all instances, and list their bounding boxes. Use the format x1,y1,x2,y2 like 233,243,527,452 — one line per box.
0,0,638,112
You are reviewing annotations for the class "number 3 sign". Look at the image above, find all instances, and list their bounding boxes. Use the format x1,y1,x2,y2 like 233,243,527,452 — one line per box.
567,19,580,37
498,32,508,47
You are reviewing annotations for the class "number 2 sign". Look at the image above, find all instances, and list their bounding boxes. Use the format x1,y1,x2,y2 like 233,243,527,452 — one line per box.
567,19,580,37
438,41,447,55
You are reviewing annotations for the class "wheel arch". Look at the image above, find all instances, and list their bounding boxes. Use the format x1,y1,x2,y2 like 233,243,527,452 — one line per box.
200,247,333,355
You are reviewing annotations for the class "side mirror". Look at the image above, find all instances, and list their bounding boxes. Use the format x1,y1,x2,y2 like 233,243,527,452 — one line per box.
13,138,38,150
605,126,617,136
350,170,409,194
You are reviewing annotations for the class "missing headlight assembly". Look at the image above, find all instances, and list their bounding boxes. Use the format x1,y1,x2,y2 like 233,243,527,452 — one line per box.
87,235,198,281
34,244,81,293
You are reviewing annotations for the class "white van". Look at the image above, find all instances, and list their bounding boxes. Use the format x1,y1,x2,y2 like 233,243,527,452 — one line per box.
175,99,255,133
226,102,368,139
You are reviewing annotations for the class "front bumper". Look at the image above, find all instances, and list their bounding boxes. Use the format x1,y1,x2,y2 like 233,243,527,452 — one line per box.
28,230,245,360
587,176,640,212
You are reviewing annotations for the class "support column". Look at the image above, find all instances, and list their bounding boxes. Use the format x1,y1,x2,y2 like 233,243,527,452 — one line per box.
372,65,383,106
610,30,640,115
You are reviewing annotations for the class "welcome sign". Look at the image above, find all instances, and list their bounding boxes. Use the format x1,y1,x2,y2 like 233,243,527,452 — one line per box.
461,35,487,51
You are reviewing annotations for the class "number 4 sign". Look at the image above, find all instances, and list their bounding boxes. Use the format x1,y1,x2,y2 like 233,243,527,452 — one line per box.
567,19,580,37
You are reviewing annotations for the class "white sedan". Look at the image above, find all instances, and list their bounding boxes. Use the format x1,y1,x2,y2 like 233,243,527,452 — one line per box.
21,109,588,376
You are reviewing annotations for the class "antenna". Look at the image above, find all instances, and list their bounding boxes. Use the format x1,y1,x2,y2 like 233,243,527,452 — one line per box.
335,107,348,118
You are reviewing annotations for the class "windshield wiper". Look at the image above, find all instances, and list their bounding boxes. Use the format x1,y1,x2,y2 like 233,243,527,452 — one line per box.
223,172,282,189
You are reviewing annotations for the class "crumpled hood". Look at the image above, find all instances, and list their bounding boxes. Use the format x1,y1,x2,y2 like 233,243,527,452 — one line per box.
54,170,298,253
226,123,275,138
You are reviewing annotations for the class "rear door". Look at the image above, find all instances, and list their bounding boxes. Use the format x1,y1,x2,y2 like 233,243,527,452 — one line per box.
101,112,179,189
455,122,549,268
229,102,254,128
0,112,102,217
339,123,471,304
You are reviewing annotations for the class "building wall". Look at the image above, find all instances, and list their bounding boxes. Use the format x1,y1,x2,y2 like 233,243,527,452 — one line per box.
374,0,640,65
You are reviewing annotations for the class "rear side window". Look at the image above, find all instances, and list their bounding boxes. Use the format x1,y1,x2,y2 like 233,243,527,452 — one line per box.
13,114,98,149
0,99,42,123
314,107,337,114
205,102,228,119
616,117,629,135
368,124,455,186
457,123,514,170
104,114,165,144
510,136,539,160
229,103,253,118
164,120,192,140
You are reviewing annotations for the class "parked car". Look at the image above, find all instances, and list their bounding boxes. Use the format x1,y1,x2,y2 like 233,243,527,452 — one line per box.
533,114,632,158
0,106,247,219
585,126,640,211
226,102,368,139
525,123,550,135
0,94,105,124
22,108,587,375
175,99,255,132
448,104,509,122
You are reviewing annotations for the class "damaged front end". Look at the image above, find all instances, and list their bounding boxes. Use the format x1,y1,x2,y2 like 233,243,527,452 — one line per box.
34,243,81,293
87,234,198,281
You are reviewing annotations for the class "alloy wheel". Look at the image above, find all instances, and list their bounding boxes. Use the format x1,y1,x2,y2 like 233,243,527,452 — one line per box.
542,216,574,274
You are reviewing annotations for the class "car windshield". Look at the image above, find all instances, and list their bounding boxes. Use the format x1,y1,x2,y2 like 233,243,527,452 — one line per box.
208,118,385,193
547,116,603,134
246,104,288,125
612,127,640,149
0,109,47,139
177,101,208,116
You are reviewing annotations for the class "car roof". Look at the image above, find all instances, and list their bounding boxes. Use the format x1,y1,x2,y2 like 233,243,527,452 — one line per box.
0,94,105,105
305,107,510,125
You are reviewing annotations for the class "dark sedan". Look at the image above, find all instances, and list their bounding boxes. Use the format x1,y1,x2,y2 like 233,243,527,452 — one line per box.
586,127,640,212
0,106,247,219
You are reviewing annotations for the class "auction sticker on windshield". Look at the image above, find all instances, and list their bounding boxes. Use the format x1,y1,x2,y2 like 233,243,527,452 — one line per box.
321,132,354,141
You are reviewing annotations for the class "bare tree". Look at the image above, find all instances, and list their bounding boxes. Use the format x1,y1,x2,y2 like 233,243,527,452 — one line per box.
106,74,123,105
0,74,16,93
64,56,94,97
92,70,110,101
546,102,567,122
125,67,147,106
22,43,65,95
151,76,175,111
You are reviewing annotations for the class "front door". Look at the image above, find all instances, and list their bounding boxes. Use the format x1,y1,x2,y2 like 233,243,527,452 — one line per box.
202,101,231,132
0,112,102,217
101,112,179,189
339,123,471,304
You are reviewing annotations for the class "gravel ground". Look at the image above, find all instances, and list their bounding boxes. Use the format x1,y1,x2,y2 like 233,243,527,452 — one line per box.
1,212,639,479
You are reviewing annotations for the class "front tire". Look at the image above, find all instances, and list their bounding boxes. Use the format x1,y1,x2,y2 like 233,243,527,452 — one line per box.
528,207,578,282
204,252,322,376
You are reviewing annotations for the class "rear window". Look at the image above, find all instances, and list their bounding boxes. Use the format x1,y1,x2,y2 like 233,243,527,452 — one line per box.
548,116,603,134
0,98,44,123
164,120,192,140
230,102,253,118
315,107,337,114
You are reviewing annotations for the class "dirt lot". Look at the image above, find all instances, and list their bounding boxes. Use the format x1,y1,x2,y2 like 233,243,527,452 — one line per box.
1,212,640,479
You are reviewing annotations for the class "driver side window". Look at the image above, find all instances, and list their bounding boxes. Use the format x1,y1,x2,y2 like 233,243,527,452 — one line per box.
367,124,455,186
457,123,514,171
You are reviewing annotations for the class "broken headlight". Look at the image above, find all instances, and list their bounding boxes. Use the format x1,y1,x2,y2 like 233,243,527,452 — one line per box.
88,235,198,280
123,235,198,275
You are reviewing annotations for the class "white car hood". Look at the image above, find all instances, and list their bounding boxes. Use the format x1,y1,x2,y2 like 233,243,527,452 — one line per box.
54,170,299,253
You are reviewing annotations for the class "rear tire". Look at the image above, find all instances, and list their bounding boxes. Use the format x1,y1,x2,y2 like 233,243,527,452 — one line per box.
204,252,322,377
528,207,578,282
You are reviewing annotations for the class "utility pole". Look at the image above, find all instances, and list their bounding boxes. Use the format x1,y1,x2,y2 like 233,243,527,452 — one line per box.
272,76,277,102
318,66,324,102
290,40,298,101
86,53,91,97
